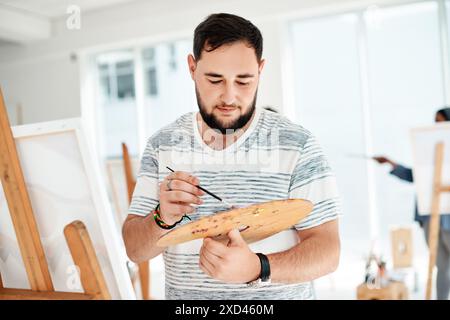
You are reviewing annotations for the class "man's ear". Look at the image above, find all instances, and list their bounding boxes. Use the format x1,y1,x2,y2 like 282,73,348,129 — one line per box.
187,54,197,80
258,59,265,74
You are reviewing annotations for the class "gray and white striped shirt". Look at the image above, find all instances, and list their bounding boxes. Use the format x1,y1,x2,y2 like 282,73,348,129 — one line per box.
129,107,341,299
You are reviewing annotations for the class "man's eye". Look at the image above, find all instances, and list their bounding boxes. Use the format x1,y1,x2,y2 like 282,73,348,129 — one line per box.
209,80,222,84
237,82,250,86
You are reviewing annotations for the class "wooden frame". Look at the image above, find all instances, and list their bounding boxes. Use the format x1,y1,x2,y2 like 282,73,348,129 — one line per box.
105,157,140,227
425,143,449,300
122,143,150,300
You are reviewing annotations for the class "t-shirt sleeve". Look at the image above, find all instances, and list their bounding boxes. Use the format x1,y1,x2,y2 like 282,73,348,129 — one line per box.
389,164,413,183
288,134,341,230
128,139,160,217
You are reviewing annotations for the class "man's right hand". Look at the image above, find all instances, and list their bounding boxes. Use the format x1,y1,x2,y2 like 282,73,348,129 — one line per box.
159,171,205,225
372,156,397,168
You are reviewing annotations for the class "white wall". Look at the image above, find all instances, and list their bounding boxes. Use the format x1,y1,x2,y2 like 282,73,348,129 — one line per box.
0,54,80,124
0,0,412,125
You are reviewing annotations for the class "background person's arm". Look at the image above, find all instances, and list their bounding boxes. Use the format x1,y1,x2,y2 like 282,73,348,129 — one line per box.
372,155,397,168
389,164,413,182
372,156,413,182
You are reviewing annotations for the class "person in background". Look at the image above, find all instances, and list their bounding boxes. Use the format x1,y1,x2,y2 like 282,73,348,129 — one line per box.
373,107,450,300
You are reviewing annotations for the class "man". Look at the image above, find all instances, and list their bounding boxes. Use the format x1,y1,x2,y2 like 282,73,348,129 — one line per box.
122,13,341,300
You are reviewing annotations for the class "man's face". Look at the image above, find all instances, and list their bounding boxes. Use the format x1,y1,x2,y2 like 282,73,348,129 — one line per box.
188,41,265,134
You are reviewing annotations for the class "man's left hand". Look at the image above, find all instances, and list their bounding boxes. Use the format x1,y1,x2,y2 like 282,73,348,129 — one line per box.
199,229,261,283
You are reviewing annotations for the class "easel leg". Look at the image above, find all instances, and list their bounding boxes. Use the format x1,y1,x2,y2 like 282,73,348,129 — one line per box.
425,142,444,300
138,261,150,300
64,220,111,300
0,88,54,291
122,142,151,300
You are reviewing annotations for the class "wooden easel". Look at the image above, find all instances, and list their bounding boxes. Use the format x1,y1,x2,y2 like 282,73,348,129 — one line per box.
122,143,151,300
425,142,450,300
0,88,110,299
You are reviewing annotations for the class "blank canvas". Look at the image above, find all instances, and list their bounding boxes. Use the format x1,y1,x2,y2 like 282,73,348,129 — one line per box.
410,122,450,216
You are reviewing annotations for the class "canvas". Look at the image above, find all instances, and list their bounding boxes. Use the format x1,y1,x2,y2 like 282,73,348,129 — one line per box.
410,122,450,216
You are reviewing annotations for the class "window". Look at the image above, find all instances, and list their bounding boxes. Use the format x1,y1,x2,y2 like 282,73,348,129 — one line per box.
116,60,135,99
168,43,178,71
92,40,196,159
95,50,138,159
97,54,135,101
143,48,158,96
291,13,370,255
142,39,196,138
98,64,111,99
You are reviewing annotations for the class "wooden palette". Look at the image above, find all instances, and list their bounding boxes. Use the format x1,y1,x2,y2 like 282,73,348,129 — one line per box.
156,199,313,247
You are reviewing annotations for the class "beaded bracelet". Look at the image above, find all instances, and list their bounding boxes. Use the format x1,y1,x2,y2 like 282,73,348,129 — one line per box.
152,204,191,230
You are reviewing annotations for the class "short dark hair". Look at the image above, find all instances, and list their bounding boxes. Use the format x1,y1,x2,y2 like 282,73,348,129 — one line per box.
436,107,450,121
193,13,263,62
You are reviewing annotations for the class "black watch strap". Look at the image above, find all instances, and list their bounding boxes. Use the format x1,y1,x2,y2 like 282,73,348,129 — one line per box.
256,253,271,282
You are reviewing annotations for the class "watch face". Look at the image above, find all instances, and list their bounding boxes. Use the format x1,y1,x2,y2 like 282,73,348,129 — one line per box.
246,278,271,288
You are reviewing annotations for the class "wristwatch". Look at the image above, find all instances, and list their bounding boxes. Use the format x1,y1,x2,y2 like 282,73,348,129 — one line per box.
247,253,271,288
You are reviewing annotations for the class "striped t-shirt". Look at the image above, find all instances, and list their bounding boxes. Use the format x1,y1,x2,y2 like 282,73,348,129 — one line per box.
128,107,340,300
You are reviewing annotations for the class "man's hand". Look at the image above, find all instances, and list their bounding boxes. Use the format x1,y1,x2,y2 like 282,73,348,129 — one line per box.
159,171,205,225
199,229,261,283
372,155,397,168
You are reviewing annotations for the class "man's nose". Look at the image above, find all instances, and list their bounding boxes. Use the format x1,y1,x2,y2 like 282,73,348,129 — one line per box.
220,83,237,106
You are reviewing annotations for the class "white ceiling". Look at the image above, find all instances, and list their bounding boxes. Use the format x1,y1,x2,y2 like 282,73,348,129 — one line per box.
0,0,141,44
0,0,139,18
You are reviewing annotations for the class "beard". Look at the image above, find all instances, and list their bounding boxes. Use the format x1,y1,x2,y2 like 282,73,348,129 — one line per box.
196,87,257,135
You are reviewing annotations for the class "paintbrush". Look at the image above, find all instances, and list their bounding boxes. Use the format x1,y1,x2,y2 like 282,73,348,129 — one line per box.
346,153,373,160
166,166,234,208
